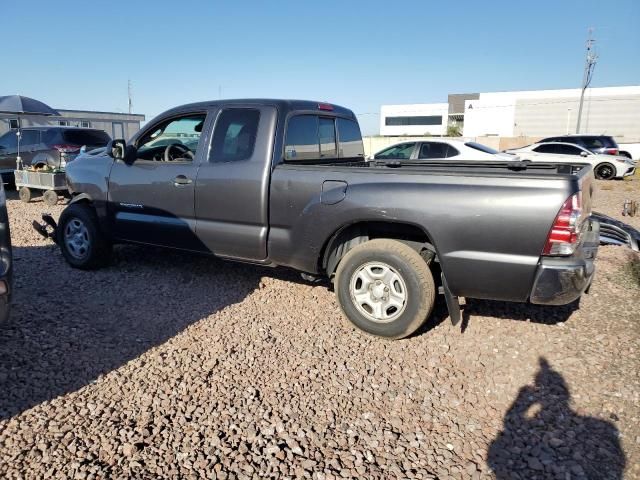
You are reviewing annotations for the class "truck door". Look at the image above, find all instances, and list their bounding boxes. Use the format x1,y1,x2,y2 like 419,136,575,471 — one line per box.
107,112,210,251
194,105,277,260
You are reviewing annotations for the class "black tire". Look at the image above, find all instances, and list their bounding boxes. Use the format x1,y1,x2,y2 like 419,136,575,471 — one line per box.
335,239,436,339
57,203,112,270
43,190,58,206
18,187,32,203
594,163,616,180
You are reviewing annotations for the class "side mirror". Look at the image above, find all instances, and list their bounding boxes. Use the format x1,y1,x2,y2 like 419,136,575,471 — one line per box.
107,139,126,159
580,151,589,157
107,139,136,164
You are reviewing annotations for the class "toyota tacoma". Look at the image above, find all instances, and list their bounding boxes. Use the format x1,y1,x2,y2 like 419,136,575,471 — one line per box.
35,99,599,339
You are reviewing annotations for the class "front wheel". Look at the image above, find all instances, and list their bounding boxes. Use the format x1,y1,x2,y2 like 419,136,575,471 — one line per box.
57,203,112,269
335,239,436,339
594,162,616,180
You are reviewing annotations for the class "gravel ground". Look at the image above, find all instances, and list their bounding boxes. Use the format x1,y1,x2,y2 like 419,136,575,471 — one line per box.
0,178,638,480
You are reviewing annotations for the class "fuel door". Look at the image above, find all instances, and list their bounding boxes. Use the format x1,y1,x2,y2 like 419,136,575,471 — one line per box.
321,180,348,205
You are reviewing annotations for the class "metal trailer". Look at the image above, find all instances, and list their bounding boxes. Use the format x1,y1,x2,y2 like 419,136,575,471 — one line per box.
14,169,67,206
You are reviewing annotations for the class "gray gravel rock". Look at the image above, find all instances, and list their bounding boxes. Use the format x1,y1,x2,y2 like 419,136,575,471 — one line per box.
0,180,638,479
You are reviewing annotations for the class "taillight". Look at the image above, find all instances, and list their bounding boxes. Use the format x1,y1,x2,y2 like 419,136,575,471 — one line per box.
53,144,80,154
318,103,334,111
604,148,618,155
542,193,585,256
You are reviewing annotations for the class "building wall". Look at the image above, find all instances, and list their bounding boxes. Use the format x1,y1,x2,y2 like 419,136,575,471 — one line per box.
463,86,640,141
0,109,145,140
380,103,449,136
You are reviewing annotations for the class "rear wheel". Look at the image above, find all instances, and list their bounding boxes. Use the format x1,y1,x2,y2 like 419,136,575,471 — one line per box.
57,203,111,269
18,187,32,203
335,239,435,339
594,163,616,180
43,190,58,206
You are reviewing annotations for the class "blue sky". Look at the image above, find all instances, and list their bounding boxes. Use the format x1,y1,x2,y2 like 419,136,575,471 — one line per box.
1,0,638,135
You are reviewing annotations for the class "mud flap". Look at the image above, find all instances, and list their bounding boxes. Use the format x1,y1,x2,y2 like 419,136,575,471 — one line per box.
441,273,461,326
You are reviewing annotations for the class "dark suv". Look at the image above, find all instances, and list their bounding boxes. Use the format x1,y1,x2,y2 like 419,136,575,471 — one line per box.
0,127,111,183
539,134,620,156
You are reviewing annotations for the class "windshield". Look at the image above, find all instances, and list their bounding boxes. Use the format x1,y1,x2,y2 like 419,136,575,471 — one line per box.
464,142,499,155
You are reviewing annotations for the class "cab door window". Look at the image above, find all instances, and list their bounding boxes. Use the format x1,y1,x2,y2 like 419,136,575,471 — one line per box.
136,114,206,162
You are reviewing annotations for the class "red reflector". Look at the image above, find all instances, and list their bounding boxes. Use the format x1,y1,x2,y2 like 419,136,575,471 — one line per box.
318,103,334,111
604,148,618,155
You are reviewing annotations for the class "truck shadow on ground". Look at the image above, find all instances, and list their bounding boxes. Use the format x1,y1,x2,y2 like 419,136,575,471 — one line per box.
0,244,310,420
460,298,580,332
488,357,625,479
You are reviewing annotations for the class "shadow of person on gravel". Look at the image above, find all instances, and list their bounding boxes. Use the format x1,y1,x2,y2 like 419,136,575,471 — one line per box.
0,244,309,420
487,357,625,480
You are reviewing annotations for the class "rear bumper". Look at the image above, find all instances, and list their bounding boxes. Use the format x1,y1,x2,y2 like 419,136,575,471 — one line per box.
530,218,599,305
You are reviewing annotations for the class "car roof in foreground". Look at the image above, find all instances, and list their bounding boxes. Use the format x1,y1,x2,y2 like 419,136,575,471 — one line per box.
159,98,357,119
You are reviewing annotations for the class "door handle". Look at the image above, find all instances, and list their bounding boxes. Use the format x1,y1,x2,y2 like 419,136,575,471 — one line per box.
174,175,192,186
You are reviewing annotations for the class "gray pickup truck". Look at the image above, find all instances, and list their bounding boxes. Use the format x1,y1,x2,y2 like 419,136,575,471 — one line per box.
37,99,599,339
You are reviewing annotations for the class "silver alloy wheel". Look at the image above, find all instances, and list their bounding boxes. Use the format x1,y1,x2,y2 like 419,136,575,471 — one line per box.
596,164,615,180
349,262,408,323
64,218,90,259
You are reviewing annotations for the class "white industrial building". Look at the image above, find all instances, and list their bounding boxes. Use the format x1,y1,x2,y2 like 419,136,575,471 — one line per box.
379,86,640,143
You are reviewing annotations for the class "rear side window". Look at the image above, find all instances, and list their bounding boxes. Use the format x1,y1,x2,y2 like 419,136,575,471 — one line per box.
336,118,364,159
42,129,60,145
210,109,260,162
20,130,40,146
419,142,459,159
61,129,110,146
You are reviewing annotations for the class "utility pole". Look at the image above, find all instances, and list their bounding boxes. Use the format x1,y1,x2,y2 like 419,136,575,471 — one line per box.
576,28,597,134
128,79,133,114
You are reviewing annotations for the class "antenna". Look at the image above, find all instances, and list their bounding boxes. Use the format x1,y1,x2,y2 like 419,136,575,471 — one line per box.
576,28,597,134
128,79,133,114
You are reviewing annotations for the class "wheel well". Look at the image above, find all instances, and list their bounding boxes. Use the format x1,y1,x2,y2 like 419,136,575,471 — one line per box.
619,151,632,159
321,221,436,276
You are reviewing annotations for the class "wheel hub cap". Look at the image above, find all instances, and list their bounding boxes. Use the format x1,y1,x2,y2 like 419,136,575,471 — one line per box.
350,262,408,323
64,218,90,259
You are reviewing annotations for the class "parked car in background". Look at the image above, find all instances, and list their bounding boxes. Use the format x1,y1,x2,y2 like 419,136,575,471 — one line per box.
372,140,516,161
618,143,640,161
0,181,12,322
37,99,599,340
538,134,620,156
0,126,111,184
507,142,636,180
